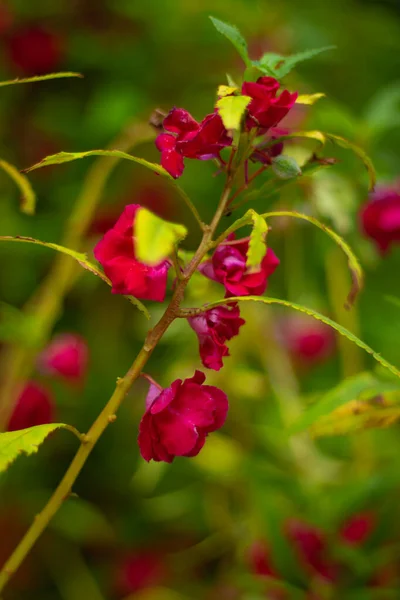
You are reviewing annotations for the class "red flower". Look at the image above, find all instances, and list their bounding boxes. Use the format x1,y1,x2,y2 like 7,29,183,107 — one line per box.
279,316,335,366
286,519,338,582
138,371,229,463
242,76,297,131
248,540,278,578
199,236,279,297
115,552,166,595
7,382,55,431
339,512,374,546
359,184,400,254
188,304,245,371
7,26,62,75
38,333,89,384
155,108,231,178
94,204,171,301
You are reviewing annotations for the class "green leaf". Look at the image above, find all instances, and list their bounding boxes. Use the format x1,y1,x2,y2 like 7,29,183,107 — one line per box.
255,46,335,78
209,16,251,67
246,210,268,270
23,149,169,178
311,401,400,437
0,72,83,87
385,295,400,310
0,424,80,473
135,208,187,266
216,95,251,131
0,158,36,214
0,302,40,347
271,155,302,179
201,296,400,381
291,372,400,434
0,235,149,318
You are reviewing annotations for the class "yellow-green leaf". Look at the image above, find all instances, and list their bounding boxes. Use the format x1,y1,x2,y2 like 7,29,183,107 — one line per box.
0,72,83,87
0,424,80,473
216,95,251,131
135,208,187,266
0,159,36,214
217,84,238,97
246,210,268,270
296,93,326,105
0,235,149,318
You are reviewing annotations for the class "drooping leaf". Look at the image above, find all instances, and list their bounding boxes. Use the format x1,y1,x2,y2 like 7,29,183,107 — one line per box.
135,208,187,266
0,424,80,473
0,235,149,318
216,95,251,131
291,372,400,434
0,72,83,87
296,93,326,105
0,159,36,214
255,46,336,79
209,16,251,67
246,210,268,270
201,297,400,381
271,155,302,179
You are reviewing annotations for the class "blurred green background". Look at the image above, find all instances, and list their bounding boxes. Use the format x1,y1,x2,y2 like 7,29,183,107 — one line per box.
1,0,400,598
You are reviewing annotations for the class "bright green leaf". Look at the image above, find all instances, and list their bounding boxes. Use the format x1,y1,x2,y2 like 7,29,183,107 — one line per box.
216,95,251,131
0,235,149,318
135,208,187,266
255,46,335,79
0,424,80,473
209,16,251,67
246,210,268,270
0,159,36,214
0,72,83,87
202,296,400,381
271,155,302,179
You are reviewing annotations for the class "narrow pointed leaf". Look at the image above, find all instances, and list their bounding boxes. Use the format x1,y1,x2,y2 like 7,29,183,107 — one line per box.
0,424,81,473
209,16,251,67
296,93,326,105
0,72,83,87
256,46,335,78
0,159,36,214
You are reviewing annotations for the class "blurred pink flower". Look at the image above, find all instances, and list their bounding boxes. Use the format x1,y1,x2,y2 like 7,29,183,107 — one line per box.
94,204,171,301
115,551,166,595
6,26,62,75
38,333,88,384
339,512,375,546
138,370,228,462
8,381,55,431
359,184,400,254
279,316,335,366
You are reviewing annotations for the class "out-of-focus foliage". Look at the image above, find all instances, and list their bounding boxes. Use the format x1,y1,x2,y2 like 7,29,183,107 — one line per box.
1,0,400,598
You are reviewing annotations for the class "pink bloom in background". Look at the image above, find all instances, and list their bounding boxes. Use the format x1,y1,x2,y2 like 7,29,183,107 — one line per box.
359,184,400,254
279,316,335,366
248,540,278,578
115,552,166,595
188,304,245,371
138,370,229,463
7,381,55,431
199,236,279,297
242,76,298,132
7,26,62,75
339,512,375,546
286,519,337,582
94,204,171,301
38,333,89,384
155,108,232,178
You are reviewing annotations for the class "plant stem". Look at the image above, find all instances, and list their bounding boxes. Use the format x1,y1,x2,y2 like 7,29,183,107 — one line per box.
0,123,154,431
0,171,234,594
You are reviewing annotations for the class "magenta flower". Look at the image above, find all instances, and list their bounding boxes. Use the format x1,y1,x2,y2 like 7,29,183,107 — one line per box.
155,108,232,178
188,304,245,371
94,204,171,301
286,519,338,582
38,333,89,384
199,236,279,297
242,76,298,131
7,381,55,432
7,26,62,75
138,371,229,463
359,184,400,254
115,552,166,595
279,316,335,366
339,512,375,546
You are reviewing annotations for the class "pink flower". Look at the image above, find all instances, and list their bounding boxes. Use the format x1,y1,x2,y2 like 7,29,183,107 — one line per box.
279,316,335,366
115,552,166,595
242,76,298,131
155,108,232,178
359,184,400,254
38,333,89,384
93,204,171,301
7,26,62,75
199,236,280,297
7,382,55,431
339,512,375,546
248,540,278,578
138,371,229,463
286,519,338,582
188,304,245,371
